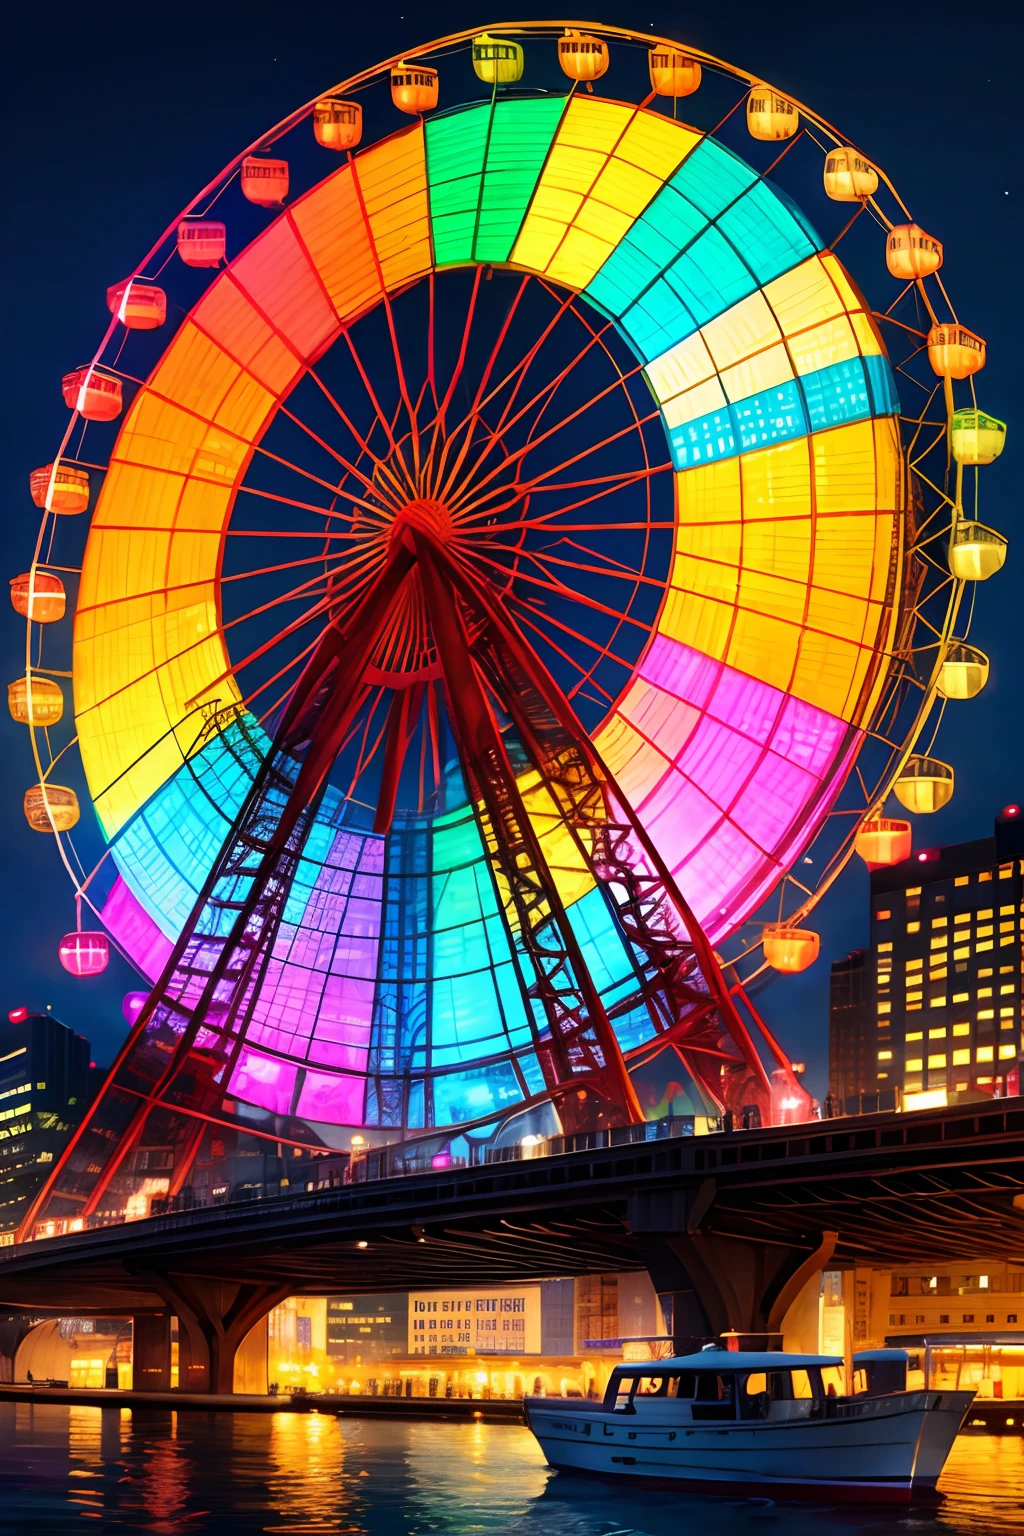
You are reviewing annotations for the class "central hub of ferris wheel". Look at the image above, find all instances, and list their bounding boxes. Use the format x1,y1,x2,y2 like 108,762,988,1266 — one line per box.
389,497,454,546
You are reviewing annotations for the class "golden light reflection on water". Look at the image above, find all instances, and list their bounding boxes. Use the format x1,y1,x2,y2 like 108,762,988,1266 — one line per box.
0,1404,1022,1534
938,1435,1024,1533
267,1408,366,1533
404,1420,551,1529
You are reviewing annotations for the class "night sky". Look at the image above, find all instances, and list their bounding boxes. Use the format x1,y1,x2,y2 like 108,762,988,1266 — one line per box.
3,1,1019,1100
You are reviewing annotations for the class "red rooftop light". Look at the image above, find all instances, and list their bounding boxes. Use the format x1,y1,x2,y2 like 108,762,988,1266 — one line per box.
1003,804,1020,817
7,1007,28,1024
916,848,939,863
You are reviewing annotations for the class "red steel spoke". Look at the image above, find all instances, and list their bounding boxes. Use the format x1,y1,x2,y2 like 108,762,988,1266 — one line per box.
276,403,404,510
433,281,584,504
451,408,662,520
424,265,483,496
448,544,653,634
348,154,422,484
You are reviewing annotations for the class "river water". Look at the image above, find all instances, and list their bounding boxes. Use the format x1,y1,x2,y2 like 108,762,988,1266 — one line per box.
0,1404,1021,1535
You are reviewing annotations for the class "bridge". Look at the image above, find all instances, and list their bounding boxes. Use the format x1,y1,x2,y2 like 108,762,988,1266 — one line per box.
1,1098,1022,1392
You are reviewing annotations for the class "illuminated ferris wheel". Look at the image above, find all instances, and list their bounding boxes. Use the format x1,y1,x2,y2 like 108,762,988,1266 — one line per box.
14,22,1005,1230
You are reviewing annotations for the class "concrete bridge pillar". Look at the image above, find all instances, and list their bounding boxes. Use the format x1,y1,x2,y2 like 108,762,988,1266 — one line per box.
627,1182,837,1347
0,1314,37,1383
143,1276,291,1394
132,1313,172,1391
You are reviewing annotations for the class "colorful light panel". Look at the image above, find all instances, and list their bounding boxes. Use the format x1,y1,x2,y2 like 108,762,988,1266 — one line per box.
79,94,903,1127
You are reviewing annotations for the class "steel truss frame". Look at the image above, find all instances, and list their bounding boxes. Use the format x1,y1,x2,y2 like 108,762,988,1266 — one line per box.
22,525,809,1236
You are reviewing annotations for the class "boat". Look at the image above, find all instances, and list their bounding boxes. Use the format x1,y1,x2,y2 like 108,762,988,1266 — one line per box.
524,1347,974,1505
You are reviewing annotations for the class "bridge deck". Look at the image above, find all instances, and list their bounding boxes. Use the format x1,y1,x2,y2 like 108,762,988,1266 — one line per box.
1,1099,1022,1312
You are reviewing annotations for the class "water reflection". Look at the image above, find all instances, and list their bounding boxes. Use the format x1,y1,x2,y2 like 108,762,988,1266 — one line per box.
0,1404,1020,1535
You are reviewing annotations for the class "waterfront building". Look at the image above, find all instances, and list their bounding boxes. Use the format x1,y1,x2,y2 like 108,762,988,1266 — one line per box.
0,1011,92,1238
829,806,1024,1108
233,1277,645,1398
828,950,874,1110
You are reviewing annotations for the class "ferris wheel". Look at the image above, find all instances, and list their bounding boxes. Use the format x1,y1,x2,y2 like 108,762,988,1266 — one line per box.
15,22,1005,1232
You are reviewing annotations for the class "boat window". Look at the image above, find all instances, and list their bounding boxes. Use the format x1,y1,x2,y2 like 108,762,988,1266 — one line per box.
634,1375,669,1396
675,1372,697,1399
821,1365,846,1398
790,1369,813,1399
611,1375,636,1412
738,1372,771,1420
694,1372,733,1401
690,1372,735,1420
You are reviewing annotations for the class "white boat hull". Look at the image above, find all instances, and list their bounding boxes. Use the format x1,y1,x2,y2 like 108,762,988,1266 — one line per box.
525,1390,974,1505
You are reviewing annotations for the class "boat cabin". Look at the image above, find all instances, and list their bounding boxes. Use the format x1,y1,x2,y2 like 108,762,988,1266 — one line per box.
603,1351,862,1423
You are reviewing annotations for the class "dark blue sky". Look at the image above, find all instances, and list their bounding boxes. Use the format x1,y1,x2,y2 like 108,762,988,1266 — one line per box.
3,2,1019,1097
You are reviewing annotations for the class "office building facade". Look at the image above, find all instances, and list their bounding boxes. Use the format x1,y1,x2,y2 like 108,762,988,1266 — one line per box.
828,949,873,1108
0,1013,91,1237
865,807,1024,1103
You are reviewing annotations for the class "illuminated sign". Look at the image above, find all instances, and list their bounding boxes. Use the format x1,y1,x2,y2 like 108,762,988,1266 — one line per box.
408,1288,541,1356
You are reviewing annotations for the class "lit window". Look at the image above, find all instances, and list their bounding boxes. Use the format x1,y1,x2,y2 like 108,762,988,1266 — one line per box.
927,1053,947,1068
979,872,992,883
977,941,994,953
931,916,948,930
877,1072,889,1080
929,968,948,982
978,909,994,920
906,1058,923,1072
930,935,948,949
877,1001,891,1015
953,947,970,960
906,992,922,1005
878,1050,893,1061
999,864,1013,879
907,922,921,934
977,926,994,938
907,887,922,897
878,942,893,954
952,1023,971,1037
1000,905,1015,916
930,997,947,1009
928,1027,947,1039
1000,1006,1015,1017
952,1049,971,1066
978,1009,995,1020
978,987,993,998
979,968,994,978
955,876,970,887
906,1031,923,1042
905,958,923,972
999,1044,1017,1059
954,912,971,925
1001,984,1016,995
953,992,969,1003
876,909,892,920
976,1046,994,1063
906,1001,922,1012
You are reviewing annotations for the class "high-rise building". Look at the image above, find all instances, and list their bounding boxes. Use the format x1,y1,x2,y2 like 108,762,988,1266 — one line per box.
0,1012,92,1238
865,806,1024,1104
828,949,873,1107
